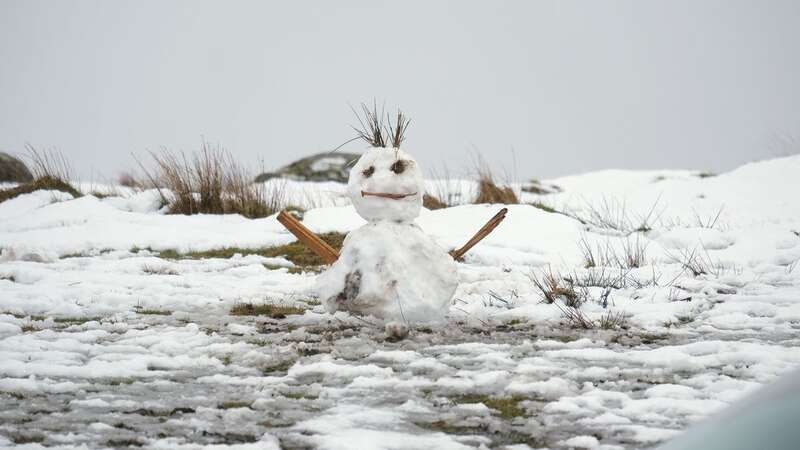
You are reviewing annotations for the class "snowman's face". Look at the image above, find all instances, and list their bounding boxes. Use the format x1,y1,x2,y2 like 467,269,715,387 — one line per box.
347,147,425,222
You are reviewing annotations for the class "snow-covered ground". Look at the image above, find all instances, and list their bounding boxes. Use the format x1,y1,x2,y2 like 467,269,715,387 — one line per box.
1,156,799,449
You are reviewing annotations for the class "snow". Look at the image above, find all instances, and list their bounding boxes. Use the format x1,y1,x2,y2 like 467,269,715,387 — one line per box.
317,222,458,323
560,435,600,449
348,147,426,222
0,193,293,258
0,155,799,448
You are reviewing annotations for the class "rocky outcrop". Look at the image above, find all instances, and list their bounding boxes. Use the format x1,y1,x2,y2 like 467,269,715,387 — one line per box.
521,179,562,195
0,152,33,183
255,152,360,183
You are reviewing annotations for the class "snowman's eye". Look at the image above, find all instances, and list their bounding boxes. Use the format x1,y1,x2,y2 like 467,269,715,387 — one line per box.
390,160,408,174
362,166,375,178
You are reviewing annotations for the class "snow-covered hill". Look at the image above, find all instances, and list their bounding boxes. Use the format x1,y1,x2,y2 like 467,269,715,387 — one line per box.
1,156,799,449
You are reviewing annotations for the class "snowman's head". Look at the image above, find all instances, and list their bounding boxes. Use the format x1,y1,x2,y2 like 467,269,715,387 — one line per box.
347,147,425,222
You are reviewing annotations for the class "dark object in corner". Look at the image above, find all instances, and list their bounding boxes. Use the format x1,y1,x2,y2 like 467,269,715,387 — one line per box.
0,152,33,183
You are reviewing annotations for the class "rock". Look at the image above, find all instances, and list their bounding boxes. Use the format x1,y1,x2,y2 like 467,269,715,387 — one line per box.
385,321,409,341
521,179,561,195
20,253,47,263
254,152,360,183
0,152,33,183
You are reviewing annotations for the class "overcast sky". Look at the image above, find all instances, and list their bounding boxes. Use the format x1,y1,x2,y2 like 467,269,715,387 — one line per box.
1,0,799,181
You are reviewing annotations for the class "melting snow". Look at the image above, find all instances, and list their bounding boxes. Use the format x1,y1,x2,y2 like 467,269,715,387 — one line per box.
1,155,799,449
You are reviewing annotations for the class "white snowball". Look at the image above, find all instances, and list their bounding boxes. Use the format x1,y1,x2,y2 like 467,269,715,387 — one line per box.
316,219,457,324
347,147,425,222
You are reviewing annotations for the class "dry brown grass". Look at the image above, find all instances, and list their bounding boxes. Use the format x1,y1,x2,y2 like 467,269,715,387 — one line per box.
427,164,464,208
0,176,80,203
665,245,727,278
350,101,411,149
229,302,305,318
599,310,628,330
578,235,649,269
475,177,518,204
25,145,73,181
137,143,285,218
554,301,627,330
153,232,347,268
569,197,663,235
423,193,447,210
352,101,387,148
529,266,584,307
472,158,519,205
0,146,81,203
387,109,411,149
117,171,141,188
554,302,595,329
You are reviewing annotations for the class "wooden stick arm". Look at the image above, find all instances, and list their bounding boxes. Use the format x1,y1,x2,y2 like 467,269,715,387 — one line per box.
449,208,508,260
276,211,339,265
275,207,507,265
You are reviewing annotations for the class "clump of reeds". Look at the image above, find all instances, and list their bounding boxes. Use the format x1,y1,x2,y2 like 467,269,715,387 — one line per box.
137,142,285,218
0,146,81,203
473,159,519,205
351,101,411,149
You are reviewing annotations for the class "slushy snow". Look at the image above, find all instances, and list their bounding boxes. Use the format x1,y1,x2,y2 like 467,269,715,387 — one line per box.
0,154,799,449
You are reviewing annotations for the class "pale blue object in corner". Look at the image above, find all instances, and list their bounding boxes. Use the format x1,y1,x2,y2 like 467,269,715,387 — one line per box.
656,369,800,450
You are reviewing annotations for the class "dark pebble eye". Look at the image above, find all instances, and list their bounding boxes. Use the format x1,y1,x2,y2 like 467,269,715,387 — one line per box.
362,166,375,178
390,160,407,174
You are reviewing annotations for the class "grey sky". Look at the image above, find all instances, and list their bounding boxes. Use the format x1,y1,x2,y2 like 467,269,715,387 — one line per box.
1,0,799,181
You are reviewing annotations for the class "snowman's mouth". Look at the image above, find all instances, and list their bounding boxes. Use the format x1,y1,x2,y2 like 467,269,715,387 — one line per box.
361,191,417,200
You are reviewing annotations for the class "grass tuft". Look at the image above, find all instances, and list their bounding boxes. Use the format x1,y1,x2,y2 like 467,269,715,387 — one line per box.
141,264,179,276
0,175,81,203
599,310,628,329
530,201,556,213
422,193,447,210
134,306,172,316
263,263,306,274
387,109,411,149
553,302,595,329
568,197,662,235
136,142,286,218
451,394,528,419
351,101,387,148
473,162,519,205
117,171,142,188
529,266,584,307
665,245,727,277
53,316,102,325
218,401,252,409
349,101,412,149
229,302,305,318
0,146,82,203
154,232,346,267
578,235,649,269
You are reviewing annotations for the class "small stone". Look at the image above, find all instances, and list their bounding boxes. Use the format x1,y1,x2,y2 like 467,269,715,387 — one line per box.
20,253,46,263
385,321,409,341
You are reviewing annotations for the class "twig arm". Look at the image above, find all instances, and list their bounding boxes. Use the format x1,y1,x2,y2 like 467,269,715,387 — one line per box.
276,211,340,265
277,207,507,265
449,208,508,261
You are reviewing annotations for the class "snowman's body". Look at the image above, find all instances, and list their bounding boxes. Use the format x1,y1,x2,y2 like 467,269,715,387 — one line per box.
315,147,458,323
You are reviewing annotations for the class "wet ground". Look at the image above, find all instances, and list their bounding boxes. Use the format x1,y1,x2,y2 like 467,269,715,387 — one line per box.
3,308,798,450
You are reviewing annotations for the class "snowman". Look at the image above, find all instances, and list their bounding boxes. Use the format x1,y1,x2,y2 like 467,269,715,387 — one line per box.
315,146,459,324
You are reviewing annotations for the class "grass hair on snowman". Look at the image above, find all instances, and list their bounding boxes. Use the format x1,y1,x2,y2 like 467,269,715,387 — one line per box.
277,102,507,338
